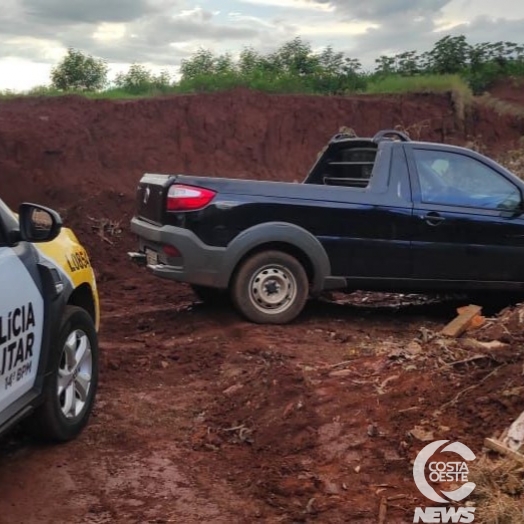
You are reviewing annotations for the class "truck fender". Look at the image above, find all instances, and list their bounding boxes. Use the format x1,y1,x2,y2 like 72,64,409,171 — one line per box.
218,222,331,292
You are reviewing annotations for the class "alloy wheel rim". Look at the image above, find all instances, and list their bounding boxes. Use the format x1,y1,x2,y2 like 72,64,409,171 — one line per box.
57,329,93,419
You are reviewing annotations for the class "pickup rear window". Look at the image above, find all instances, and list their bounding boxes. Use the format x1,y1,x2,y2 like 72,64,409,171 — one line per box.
310,144,378,188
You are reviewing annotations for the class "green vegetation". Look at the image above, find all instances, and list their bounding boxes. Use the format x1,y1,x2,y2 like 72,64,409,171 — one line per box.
366,74,470,95
51,48,108,92
2,34,524,99
113,64,173,95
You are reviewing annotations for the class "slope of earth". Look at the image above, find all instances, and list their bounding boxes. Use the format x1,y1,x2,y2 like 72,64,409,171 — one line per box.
1,88,524,211
0,90,523,523
489,78,524,107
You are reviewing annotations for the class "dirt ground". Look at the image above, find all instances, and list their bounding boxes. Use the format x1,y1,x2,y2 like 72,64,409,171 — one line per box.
489,78,524,108
1,90,524,523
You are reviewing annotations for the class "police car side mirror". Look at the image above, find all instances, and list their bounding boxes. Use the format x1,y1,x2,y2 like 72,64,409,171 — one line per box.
18,203,62,243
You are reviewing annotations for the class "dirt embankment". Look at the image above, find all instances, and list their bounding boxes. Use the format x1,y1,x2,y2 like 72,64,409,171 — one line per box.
1,88,523,213
489,78,524,107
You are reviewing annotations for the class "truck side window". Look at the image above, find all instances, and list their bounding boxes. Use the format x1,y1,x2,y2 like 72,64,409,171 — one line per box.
413,149,521,211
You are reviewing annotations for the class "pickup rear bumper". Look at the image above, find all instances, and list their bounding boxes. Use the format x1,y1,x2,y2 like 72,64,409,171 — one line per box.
129,217,347,293
129,217,227,288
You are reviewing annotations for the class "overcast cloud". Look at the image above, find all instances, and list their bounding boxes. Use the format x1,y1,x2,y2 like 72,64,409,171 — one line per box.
0,0,523,90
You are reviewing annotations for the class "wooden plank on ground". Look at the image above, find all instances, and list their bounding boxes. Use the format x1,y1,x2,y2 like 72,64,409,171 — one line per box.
441,305,482,338
378,497,388,524
484,438,524,464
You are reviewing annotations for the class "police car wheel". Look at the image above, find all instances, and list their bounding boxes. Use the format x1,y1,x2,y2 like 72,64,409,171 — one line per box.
26,306,99,442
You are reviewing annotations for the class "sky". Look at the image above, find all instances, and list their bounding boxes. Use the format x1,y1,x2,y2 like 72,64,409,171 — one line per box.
1,0,524,91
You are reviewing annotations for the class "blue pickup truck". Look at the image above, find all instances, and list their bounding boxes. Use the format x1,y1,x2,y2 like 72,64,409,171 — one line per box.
129,129,524,324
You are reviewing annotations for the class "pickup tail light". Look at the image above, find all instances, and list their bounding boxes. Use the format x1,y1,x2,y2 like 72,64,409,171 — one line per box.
167,184,216,211
162,244,180,257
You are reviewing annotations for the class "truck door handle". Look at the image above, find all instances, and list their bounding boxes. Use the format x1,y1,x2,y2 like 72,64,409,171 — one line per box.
422,212,445,227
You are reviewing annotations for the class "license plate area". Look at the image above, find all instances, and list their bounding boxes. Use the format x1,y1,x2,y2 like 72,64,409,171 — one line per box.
145,249,159,266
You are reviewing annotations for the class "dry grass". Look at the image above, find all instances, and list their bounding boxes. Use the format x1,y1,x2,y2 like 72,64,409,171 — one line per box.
462,136,524,180
497,145,524,180
469,456,524,523
393,120,432,141
477,94,524,120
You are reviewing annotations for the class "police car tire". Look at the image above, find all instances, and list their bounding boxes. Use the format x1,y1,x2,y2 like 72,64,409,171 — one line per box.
26,306,99,442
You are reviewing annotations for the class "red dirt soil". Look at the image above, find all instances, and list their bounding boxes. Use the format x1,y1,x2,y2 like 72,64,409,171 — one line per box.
1,90,523,523
489,78,524,107
1,89,524,211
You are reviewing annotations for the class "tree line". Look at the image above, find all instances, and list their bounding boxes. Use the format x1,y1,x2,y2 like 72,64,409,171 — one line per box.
49,35,524,96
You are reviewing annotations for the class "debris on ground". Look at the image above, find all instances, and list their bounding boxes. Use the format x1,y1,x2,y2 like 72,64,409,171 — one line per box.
441,304,484,338
484,408,524,464
503,411,524,452
88,216,123,245
473,303,524,342
484,438,524,464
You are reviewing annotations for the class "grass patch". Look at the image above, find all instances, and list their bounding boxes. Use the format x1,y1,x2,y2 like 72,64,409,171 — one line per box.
0,74,475,101
366,74,472,97
366,74,473,125
477,94,524,120
469,456,524,523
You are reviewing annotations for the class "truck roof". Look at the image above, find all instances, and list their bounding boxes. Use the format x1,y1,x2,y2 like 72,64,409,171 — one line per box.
328,129,476,156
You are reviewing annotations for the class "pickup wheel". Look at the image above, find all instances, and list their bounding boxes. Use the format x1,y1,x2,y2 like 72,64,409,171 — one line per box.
232,250,309,324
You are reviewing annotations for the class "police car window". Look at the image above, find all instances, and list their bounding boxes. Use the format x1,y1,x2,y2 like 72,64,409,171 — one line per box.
0,213,7,245
0,200,18,245
414,149,521,211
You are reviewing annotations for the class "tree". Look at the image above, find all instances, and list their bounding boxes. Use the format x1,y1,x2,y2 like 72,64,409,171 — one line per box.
317,46,346,75
395,51,420,76
179,48,217,80
114,64,171,94
274,37,319,76
51,48,108,91
427,35,470,74
375,55,396,76
238,47,261,76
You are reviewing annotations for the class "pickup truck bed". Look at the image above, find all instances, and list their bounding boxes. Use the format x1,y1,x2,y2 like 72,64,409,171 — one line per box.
129,129,524,324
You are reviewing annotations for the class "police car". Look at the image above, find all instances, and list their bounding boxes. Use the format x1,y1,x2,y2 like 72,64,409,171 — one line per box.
0,198,99,441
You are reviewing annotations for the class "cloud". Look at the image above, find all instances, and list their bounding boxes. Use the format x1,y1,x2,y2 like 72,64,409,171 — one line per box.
237,0,333,11
62,9,264,63
21,0,159,24
1,0,524,89
446,15,524,45
0,1,271,66
306,0,452,21
287,0,524,70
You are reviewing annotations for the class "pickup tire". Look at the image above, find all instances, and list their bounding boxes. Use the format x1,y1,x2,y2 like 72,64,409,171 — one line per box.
25,306,99,442
231,250,309,324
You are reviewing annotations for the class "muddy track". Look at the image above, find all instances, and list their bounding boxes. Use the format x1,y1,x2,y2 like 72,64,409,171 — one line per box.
1,90,524,523
1,253,522,523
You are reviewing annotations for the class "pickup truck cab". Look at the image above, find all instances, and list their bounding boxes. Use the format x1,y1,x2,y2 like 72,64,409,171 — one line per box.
0,199,99,441
129,129,524,324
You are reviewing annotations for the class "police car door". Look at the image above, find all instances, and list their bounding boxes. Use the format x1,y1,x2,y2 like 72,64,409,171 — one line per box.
0,237,44,417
